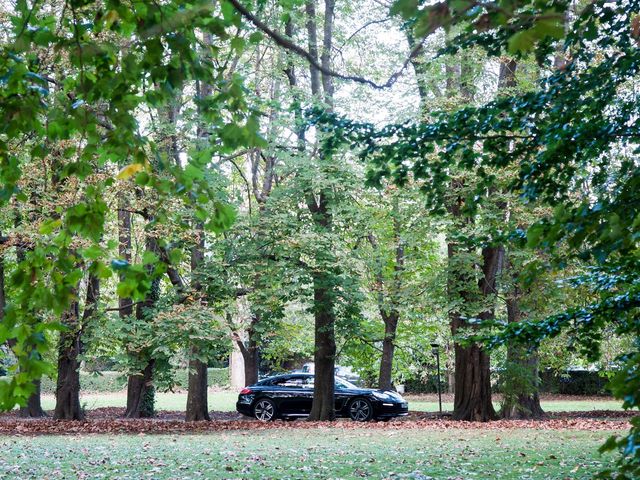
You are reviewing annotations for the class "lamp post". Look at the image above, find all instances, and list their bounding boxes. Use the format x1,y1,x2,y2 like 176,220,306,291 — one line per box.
431,343,442,414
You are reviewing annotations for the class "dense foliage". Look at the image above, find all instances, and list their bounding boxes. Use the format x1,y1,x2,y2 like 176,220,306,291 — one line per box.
310,0,640,475
1,0,638,476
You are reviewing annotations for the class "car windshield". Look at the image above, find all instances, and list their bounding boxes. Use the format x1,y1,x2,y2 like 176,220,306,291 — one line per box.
335,377,357,390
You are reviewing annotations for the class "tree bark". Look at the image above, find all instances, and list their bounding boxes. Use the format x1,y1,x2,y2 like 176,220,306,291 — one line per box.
19,381,46,418
450,245,503,421
125,360,155,418
308,270,336,421
304,0,337,422
378,312,398,391
54,271,100,420
185,347,210,421
500,258,544,419
185,219,210,421
373,207,404,391
53,297,82,420
236,314,259,386
184,55,214,421
305,0,321,97
125,236,160,419
119,193,157,419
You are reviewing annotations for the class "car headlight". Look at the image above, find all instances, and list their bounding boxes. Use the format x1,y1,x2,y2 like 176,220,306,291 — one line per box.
372,391,392,400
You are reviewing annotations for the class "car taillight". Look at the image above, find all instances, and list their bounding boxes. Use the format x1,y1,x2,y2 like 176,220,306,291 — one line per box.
239,388,253,395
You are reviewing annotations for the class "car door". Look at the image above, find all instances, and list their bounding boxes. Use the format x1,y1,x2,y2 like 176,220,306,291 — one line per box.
299,376,315,413
270,376,306,414
334,378,352,412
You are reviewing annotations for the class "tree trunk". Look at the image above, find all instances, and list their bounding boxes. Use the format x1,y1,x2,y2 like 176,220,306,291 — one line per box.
448,224,499,421
308,271,336,421
185,217,210,421
19,381,46,418
378,313,398,391
450,245,503,421
451,337,495,421
185,347,210,421
117,198,133,316
236,315,260,386
10,238,47,418
54,271,100,420
125,360,155,418
240,342,259,386
304,0,337,422
54,297,82,420
125,236,160,419
184,59,214,421
500,258,544,419
120,195,155,418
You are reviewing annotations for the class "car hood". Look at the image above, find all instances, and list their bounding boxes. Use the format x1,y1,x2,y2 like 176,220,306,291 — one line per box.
342,387,406,401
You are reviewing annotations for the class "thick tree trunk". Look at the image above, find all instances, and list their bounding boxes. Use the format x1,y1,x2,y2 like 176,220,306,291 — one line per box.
240,343,259,386
308,271,336,421
185,217,210,421
448,230,499,421
447,57,516,422
185,348,210,421
119,194,153,419
19,380,46,418
236,315,259,386
450,245,503,421
451,332,495,421
501,354,544,419
125,360,155,418
54,298,82,420
378,313,398,391
304,0,337,422
125,236,160,419
54,272,100,420
501,259,544,419
449,238,500,423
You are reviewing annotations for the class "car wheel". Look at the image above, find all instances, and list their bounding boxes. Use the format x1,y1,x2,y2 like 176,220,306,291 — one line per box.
253,398,277,422
349,398,373,422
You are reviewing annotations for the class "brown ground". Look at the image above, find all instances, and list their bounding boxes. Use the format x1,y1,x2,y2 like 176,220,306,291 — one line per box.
0,407,633,435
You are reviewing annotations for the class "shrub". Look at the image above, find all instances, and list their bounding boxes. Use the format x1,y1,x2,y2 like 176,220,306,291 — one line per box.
38,368,230,394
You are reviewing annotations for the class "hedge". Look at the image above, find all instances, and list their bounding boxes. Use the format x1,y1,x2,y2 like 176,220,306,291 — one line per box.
38,368,230,394
538,370,610,396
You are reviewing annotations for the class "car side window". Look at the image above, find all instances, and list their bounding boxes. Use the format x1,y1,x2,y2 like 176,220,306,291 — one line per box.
272,377,304,388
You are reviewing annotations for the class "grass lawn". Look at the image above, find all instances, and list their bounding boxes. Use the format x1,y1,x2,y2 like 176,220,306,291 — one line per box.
36,390,623,413
0,428,620,479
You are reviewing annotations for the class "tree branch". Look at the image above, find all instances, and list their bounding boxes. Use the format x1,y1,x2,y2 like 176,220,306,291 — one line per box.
228,0,423,90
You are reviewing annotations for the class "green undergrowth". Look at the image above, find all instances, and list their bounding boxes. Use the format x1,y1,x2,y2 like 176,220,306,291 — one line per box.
36,368,230,394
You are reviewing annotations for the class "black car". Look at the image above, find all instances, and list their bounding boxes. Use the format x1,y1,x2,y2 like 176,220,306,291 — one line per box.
236,373,409,422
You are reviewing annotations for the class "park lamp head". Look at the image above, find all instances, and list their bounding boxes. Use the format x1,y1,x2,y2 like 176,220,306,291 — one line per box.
430,342,439,355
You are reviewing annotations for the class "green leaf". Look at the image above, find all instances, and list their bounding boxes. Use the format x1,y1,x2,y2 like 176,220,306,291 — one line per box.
38,218,62,235
248,32,263,44
507,29,537,54
390,0,418,20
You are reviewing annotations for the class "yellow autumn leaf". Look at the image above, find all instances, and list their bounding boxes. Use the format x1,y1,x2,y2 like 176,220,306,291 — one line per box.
116,163,145,180
105,10,119,29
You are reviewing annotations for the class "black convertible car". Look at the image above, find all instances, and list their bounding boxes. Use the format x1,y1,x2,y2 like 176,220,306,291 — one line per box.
236,373,409,422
